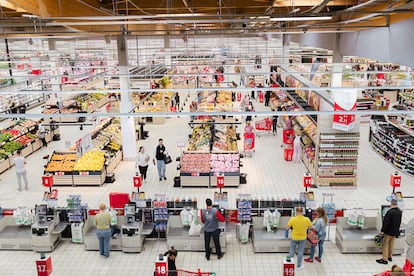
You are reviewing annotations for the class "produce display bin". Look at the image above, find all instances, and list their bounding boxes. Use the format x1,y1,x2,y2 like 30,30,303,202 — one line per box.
72,168,106,186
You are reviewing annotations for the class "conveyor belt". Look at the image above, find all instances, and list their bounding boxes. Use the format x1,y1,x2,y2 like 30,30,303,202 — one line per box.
0,226,32,237
341,228,378,240
254,229,285,240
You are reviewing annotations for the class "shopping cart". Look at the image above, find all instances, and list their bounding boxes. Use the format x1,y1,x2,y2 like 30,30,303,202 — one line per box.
255,118,273,137
243,132,255,157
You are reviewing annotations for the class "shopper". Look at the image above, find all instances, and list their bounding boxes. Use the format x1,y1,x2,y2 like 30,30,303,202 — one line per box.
264,90,271,106
305,207,328,263
201,198,225,261
154,138,167,181
244,121,254,134
376,199,402,265
13,149,28,191
136,146,150,182
287,207,312,271
174,92,180,110
37,124,48,147
164,246,178,276
293,133,302,163
94,203,111,258
272,108,278,134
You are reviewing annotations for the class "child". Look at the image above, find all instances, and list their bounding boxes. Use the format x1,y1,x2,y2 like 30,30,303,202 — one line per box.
164,246,178,276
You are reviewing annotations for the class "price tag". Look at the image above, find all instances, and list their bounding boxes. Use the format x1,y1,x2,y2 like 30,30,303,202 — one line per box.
390,173,402,188
56,172,64,176
303,173,312,188
191,172,199,176
217,176,224,188
80,171,89,176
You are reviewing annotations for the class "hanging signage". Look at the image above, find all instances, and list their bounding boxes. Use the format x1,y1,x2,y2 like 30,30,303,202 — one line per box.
217,176,224,188
303,173,312,188
133,176,142,188
332,89,357,131
390,173,402,188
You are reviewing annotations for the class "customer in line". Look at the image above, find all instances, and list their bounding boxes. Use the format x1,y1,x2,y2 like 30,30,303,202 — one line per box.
305,207,328,263
200,198,225,261
287,207,312,271
13,149,28,191
376,199,402,265
94,203,111,258
154,138,167,181
136,146,150,182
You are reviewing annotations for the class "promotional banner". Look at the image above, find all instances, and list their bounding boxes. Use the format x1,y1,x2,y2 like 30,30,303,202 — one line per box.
332,89,357,131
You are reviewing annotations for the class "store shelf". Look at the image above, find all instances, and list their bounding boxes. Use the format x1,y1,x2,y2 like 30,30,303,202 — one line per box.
317,132,359,187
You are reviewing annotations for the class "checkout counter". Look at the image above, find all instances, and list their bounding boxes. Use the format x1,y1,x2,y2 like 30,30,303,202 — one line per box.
0,209,32,250
166,214,226,252
252,216,311,253
31,204,65,252
335,209,404,254
121,204,145,253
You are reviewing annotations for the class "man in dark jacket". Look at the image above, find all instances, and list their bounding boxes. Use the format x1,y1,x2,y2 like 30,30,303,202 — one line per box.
200,198,225,261
376,199,402,264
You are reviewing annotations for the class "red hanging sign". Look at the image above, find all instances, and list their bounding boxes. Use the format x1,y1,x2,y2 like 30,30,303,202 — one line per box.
42,175,54,188
217,176,224,188
303,173,312,188
332,89,357,131
133,176,142,188
390,173,401,188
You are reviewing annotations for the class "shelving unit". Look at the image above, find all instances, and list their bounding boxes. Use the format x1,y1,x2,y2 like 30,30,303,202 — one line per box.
317,132,360,187
370,116,414,176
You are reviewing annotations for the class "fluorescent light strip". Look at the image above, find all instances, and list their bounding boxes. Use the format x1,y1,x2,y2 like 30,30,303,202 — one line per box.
269,16,332,21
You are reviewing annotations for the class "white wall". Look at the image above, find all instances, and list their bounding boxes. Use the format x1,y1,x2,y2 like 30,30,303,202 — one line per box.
289,17,414,67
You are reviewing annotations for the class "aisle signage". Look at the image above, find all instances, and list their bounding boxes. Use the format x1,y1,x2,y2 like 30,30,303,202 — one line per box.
42,175,54,188
283,258,295,276
154,255,168,276
217,176,224,188
303,173,312,188
133,175,142,188
332,89,357,132
36,256,52,276
390,173,402,188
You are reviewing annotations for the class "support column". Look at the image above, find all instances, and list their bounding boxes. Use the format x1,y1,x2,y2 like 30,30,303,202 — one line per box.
281,34,290,82
117,34,137,160
331,33,343,88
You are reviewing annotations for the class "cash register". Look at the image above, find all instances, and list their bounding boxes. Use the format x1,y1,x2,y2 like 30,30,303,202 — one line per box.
31,204,61,252
121,203,144,252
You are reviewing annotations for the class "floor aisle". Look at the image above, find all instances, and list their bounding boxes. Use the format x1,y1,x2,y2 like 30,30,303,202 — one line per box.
0,94,413,275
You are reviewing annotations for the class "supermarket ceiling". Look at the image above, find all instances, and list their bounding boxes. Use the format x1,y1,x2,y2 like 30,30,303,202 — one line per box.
0,0,414,37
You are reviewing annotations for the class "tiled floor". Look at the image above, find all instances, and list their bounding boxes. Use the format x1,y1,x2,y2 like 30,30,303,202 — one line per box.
0,91,413,275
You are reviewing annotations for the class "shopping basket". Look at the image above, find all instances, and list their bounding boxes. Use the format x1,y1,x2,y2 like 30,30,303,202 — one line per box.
255,118,272,136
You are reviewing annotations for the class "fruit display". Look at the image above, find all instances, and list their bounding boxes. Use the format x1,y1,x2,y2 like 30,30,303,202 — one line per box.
210,153,239,173
73,150,105,171
180,153,211,173
0,132,12,142
45,152,78,173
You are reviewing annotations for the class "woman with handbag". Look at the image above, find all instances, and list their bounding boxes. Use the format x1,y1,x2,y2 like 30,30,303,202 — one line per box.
136,146,150,182
305,207,328,263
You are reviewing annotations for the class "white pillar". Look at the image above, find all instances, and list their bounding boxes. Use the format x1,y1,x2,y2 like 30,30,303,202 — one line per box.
331,33,343,88
117,34,137,160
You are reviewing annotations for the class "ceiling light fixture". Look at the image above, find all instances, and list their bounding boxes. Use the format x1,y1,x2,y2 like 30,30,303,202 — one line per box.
269,16,332,21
